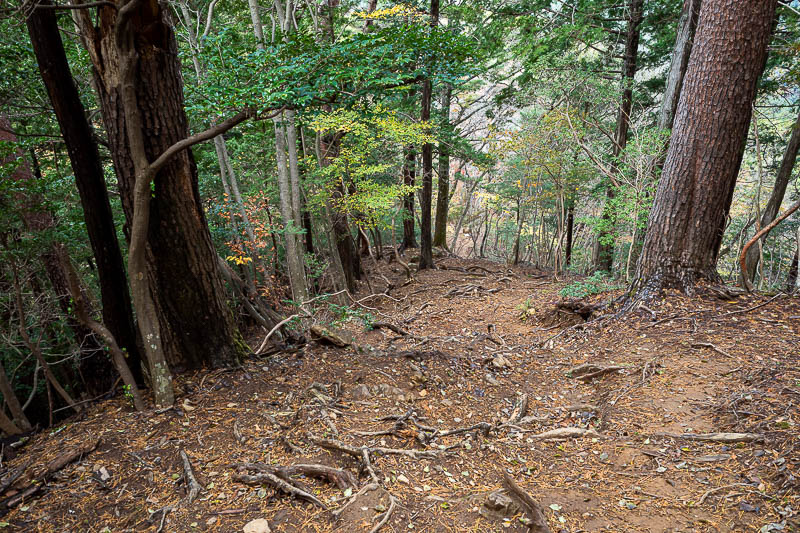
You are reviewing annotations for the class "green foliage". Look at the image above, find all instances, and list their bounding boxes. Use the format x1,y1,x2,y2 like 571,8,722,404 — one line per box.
559,272,623,299
327,303,374,330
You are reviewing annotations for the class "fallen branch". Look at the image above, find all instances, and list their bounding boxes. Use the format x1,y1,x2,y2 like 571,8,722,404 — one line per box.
179,450,204,504
698,482,754,505
568,363,625,382
501,471,552,533
528,427,601,440
713,293,785,319
371,322,409,336
313,437,438,460
1,439,99,514
654,432,763,443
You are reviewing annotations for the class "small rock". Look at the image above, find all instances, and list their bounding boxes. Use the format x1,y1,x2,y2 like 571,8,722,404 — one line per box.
485,374,499,385
376,384,406,401
397,474,410,484
243,518,271,533
351,384,372,400
98,466,111,482
481,490,521,520
491,355,511,369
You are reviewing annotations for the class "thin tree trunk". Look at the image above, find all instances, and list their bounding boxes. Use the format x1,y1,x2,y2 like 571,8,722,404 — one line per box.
787,228,799,292
0,360,31,432
418,0,439,270
274,114,309,302
659,0,702,131
449,173,483,252
595,0,644,273
433,84,452,248
565,201,575,267
402,145,418,248
744,107,800,282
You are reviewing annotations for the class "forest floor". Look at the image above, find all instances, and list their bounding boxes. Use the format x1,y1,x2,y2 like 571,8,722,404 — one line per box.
1,254,799,533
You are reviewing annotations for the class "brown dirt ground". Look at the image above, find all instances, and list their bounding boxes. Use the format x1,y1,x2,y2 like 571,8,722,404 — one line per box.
1,255,798,532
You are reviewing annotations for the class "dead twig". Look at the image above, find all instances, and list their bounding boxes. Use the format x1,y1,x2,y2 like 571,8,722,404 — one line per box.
691,342,733,358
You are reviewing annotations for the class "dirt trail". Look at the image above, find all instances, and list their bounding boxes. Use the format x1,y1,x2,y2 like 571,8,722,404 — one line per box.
2,257,798,532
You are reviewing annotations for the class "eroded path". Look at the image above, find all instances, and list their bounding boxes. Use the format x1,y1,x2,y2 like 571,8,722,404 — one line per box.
4,257,799,532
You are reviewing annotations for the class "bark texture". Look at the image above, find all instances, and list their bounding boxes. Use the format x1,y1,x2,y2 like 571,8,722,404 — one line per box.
76,0,244,371
26,3,143,384
631,0,778,297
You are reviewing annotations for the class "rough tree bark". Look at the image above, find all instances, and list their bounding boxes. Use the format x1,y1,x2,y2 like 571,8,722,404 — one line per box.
74,0,246,382
595,0,644,273
418,0,439,270
26,2,143,385
743,107,800,282
630,0,778,298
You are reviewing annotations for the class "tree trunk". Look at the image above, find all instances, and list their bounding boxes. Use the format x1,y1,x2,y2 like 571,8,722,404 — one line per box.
433,84,452,248
565,201,575,267
0,359,31,432
274,114,309,302
787,229,799,292
418,0,439,270
75,0,245,374
26,3,143,386
402,145,418,248
630,0,778,298
743,107,800,282
659,0,702,131
595,0,644,273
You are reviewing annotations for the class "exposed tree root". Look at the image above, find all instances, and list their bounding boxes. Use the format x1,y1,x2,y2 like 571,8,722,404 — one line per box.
233,463,328,508
180,450,204,504
501,471,552,533
654,432,763,443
